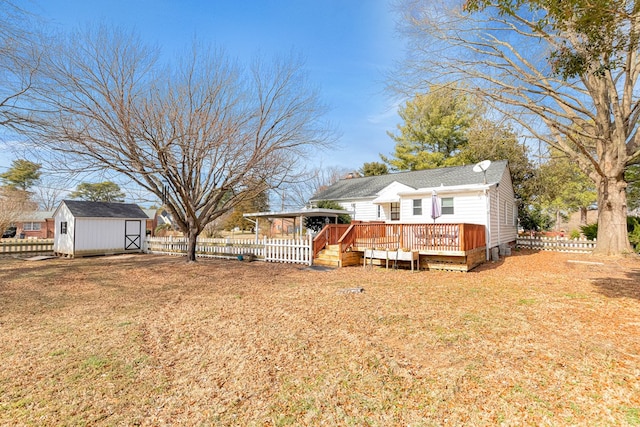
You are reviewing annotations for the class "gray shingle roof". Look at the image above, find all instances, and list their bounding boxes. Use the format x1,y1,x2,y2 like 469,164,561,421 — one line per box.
18,210,54,221
310,160,509,202
61,200,148,219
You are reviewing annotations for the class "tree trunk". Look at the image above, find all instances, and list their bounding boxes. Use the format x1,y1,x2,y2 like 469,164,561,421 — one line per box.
186,229,198,262
580,207,588,225
594,176,633,255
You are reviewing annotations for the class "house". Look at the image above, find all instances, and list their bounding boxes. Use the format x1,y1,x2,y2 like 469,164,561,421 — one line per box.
53,200,148,257
14,210,55,239
309,160,517,269
142,208,160,236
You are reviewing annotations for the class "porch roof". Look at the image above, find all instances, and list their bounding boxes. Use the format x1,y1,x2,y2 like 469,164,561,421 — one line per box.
243,208,353,219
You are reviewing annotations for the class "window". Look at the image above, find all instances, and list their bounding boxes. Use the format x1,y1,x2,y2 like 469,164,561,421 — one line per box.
60,222,68,234
442,198,454,215
390,202,400,221
413,199,422,216
505,201,510,225
22,222,41,231
377,205,382,219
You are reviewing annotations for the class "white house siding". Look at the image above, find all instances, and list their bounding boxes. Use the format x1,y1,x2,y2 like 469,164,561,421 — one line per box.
496,170,518,246
337,200,378,221
74,218,133,253
486,171,518,249
374,204,389,221
398,191,488,225
53,204,75,255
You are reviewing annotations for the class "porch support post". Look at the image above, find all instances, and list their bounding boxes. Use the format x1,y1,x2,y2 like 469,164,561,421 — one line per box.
255,218,259,244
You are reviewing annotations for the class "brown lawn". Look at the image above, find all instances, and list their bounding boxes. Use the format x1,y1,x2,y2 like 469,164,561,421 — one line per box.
0,250,639,426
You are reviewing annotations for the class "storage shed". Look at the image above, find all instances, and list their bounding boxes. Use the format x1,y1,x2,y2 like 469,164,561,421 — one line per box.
53,200,149,257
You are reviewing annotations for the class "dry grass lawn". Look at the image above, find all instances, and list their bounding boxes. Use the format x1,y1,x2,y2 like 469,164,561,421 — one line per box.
1,250,639,426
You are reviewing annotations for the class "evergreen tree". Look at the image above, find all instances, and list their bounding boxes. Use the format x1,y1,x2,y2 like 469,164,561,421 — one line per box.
0,159,41,191
69,181,126,202
359,162,388,176
304,200,351,232
537,151,597,229
382,84,475,171
224,189,269,231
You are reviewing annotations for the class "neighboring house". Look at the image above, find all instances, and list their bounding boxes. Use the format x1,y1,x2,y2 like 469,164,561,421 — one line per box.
142,208,159,236
271,218,295,236
53,200,148,257
14,211,55,239
310,160,518,256
141,208,179,236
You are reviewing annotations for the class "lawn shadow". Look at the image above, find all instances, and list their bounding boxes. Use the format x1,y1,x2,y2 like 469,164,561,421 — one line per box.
469,248,537,273
590,268,640,300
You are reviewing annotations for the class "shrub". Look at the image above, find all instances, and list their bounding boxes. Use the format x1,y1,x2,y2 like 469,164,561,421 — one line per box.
628,217,640,252
580,223,598,240
579,217,640,251
569,229,581,239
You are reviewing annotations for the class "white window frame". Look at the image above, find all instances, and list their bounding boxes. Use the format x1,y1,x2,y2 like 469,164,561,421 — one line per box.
442,197,454,215
413,199,422,216
390,202,400,221
23,222,42,231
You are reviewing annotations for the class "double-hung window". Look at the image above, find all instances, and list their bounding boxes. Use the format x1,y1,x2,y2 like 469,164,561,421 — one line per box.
413,199,422,216
23,222,41,231
390,202,400,221
441,198,454,215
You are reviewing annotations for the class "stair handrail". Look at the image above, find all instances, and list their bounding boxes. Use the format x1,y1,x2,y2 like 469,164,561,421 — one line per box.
312,224,330,258
336,223,356,253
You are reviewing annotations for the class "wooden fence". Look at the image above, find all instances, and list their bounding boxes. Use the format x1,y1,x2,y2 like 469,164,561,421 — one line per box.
516,236,595,253
0,238,54,256
145,236,313,265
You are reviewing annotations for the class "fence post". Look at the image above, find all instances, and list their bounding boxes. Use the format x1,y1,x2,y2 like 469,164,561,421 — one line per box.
263,236,269,262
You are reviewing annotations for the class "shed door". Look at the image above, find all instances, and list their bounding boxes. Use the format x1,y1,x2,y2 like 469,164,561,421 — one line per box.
125,220,142,250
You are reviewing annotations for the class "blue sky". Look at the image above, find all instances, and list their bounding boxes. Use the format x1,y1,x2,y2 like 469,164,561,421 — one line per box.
9,0,405,174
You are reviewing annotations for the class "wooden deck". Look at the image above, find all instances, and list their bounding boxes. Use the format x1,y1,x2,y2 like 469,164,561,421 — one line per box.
313,222,487,272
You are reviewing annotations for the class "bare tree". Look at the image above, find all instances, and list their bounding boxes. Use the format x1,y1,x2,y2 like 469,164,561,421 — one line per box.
0,187,36,235
32,183,66,211
391,0,640,255
0,0,43,130
284,165,353,208
24,27,332,261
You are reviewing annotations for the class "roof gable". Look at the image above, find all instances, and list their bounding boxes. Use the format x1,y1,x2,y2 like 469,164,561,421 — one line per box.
310,160,509,202
58,200,148,219
372,181,415,204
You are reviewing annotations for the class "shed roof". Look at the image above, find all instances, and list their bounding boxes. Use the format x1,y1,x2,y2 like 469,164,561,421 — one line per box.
59,200,148,219
309,160,509,202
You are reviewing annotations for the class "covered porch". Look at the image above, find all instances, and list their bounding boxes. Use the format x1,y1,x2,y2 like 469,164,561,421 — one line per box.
243,208,353,240
313,222,487,272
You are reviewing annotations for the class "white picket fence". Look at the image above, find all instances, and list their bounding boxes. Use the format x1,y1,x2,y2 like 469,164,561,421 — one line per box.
516,236,596,253
145,236,313,265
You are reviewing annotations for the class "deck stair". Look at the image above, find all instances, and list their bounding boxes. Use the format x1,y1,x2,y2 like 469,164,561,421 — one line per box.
313,244,341,268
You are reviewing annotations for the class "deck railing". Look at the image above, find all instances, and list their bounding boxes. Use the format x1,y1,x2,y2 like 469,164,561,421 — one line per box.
336,223,486,254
